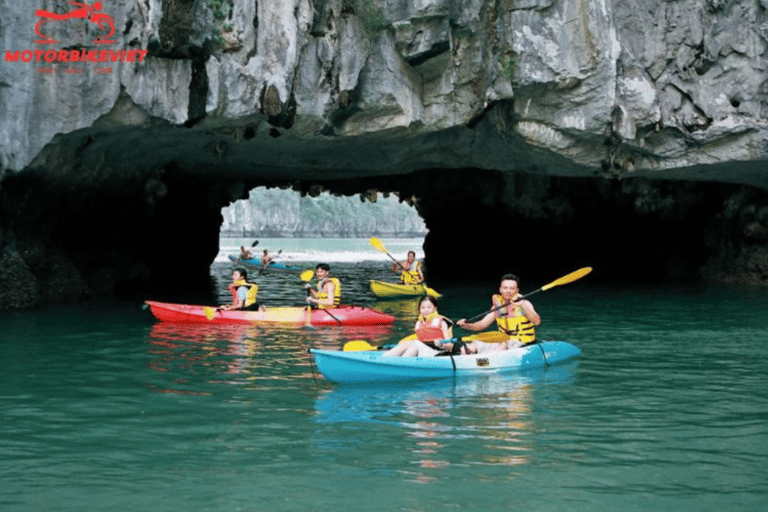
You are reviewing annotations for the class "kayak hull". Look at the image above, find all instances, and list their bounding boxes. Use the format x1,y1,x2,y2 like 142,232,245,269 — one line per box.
309,341,581,383
369,280,441,298
145,301,395,326
228,255,302,274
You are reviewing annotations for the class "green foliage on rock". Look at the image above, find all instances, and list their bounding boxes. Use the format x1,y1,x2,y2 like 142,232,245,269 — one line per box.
343,0,388,40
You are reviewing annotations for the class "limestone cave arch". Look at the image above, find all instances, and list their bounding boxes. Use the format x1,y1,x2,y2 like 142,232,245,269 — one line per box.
1,113,768,310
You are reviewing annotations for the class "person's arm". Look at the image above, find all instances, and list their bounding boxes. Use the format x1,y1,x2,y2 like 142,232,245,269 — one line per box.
308,282,335,307
318,282,335,307
457,312,496,331
440,320,452,339
222,287,246,310
516,299,541,325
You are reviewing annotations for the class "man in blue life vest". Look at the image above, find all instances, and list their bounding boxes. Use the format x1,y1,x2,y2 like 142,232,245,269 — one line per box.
457,273,540,353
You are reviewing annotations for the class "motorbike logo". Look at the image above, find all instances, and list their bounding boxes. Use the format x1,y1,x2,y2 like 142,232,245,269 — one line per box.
35,1,116,45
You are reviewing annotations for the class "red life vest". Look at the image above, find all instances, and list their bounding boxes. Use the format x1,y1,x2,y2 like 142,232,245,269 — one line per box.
415,312,451,342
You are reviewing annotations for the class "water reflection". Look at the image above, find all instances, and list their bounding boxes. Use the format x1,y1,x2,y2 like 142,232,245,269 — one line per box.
312,363,579,478
369,299,420,321
144,320,397,394
146,322,264,394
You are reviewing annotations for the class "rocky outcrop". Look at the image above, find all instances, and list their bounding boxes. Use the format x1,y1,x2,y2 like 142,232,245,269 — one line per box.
1,0,768,307
220,188,427,237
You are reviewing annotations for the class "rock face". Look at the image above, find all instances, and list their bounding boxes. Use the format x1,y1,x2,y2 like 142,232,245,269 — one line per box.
220,188,427,237
1,0,768,307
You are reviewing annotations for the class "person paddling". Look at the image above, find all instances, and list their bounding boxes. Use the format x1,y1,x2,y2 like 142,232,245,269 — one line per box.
384,296,466,357
458,273,540,353
305,263,341,309
260,249,273,266
238,246,253,262
391,250,425,284
219,268,265,311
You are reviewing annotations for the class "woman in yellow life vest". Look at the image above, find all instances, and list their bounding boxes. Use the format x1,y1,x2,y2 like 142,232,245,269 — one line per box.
457,273,541,353
384,295,465,357
220,268,263,311
306,263,341,309
391,251,424,284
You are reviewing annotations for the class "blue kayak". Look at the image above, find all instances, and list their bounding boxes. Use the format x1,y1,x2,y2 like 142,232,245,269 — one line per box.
228,255,302,274
309,341,581,384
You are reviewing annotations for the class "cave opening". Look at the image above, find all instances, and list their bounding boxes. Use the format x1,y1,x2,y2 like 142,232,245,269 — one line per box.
2,157,767,310
218,186,427,239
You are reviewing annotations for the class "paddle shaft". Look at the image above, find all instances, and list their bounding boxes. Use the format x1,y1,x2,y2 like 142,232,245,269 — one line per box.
464,267,592,323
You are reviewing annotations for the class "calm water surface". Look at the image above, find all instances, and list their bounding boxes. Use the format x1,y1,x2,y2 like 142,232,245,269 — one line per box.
2,239,767,511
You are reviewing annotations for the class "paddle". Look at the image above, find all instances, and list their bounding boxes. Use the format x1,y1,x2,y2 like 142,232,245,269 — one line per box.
464,267,593,323
369,237,431,291
343,340,377,351
204,306,217,321
300,270,315,328
251,240,259,247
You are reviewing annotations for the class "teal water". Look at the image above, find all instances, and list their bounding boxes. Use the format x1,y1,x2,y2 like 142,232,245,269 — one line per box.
2,239,768,511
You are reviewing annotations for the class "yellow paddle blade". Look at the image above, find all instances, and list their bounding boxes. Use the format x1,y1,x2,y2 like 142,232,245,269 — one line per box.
300,270,314,281
465,331,510,343
425,286,442,298
541,267,592,291
203,307,216,320
343,340,377,351
369,237,387,253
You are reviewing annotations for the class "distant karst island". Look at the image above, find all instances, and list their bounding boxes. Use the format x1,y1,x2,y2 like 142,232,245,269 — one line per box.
221,188,427,238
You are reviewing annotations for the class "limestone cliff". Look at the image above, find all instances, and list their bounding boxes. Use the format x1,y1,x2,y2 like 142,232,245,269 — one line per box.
220,188,427,237
1,0,767,308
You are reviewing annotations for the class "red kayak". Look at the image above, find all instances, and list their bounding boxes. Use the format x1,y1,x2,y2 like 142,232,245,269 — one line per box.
145,301,396,327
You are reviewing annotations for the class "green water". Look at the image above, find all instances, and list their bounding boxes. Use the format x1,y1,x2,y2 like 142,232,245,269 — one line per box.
2,240,768,511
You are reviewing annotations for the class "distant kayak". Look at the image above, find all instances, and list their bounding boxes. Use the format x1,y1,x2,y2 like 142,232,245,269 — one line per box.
145,300,396,327
309,340,581,383
369,280,441,298
228,255,302,274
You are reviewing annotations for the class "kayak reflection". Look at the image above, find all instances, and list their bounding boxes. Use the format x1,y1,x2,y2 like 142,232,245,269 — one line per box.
311,362,579,476
311,361,579,425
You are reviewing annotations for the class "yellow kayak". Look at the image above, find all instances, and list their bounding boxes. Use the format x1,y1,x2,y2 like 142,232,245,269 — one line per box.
369,280,441,299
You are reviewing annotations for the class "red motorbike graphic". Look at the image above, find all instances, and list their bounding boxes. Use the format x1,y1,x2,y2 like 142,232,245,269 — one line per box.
35,1,116,45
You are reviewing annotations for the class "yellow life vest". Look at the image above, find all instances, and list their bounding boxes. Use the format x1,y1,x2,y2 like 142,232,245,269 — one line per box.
229,279,259,308
316,277,341,308
400,260,422,284
492,294,536,344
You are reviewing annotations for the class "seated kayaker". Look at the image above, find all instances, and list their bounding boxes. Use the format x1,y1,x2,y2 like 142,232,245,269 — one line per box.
391,250,424,284
260,249,273,266
238,246,253,261
220,268,265,311
457,273,540,354
305,263,341,309
384,296,466,357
